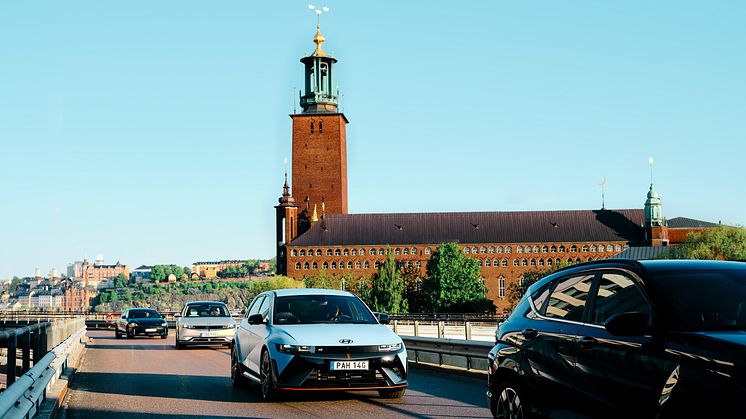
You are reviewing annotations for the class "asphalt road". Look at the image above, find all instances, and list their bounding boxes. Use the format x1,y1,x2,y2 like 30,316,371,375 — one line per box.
60,330,491,418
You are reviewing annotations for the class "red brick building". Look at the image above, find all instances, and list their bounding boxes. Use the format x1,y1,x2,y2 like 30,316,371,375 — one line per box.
274,26,719,313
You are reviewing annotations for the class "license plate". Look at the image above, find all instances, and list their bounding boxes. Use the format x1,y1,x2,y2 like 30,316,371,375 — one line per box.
145,328,157,332
201,332,218,337
331,360,369,371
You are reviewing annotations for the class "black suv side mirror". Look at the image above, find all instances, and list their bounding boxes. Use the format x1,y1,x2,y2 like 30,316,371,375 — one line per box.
604,312,651,336
375,312,390,325
248,313,265,325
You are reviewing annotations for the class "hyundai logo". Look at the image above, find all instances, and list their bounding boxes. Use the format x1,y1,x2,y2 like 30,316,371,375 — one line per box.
339,339,353,344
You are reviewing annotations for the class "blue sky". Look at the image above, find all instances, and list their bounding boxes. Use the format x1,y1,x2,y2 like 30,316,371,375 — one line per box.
1,1,744,278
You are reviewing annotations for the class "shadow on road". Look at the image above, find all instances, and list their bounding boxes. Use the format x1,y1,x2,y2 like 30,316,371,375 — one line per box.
62,408,251,419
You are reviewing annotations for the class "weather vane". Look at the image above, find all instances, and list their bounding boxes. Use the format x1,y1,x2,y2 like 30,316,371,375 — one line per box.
599,177,607,210
308,4,330,26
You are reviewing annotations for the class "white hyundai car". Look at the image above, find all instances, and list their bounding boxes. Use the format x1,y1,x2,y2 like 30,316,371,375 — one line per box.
175,301,236,349
231,289,407,400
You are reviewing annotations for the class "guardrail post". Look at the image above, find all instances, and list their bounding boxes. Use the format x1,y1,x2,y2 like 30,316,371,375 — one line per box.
21,327,31,373
465,322,472,340
437,321,445,339
413,321,419,337
40,323,48,356
392,320,398,334
7,330,17,385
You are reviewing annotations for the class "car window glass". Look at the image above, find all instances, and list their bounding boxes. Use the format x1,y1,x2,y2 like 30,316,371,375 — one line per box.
185,303,229,317
273,295,377,324
531,279,555,313
593,273,652,325
544,274,594,321
258,296,271,319
248,296,265,318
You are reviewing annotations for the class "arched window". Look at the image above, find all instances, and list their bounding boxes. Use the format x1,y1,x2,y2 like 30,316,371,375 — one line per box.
559,245,566,252
369,248,376,255
499,277,506,298
541,245,548,253
567,258,573,264
300,250,306,256
501,259,508,267
331,262,337,269
485,259,491,267
533,246,540,253
416,261,422,268
395,248,401,255
582,245,589,252
335,249,341,256
355,261,361,269
525,246,531,253
493,259,500,267
303,262,310,269
556,258,561,265
478,259,483,266
538,259,545,266
480,247,487,253
616,244,622,252
378,248,385,255
598,244,605,252
291,250,297,257
411,247,417,254
375,261,381,268
339,261,345,270
343,249,349,256
497,246,503,253
323,261,329,269
364,261,370,269
530,259,536,266
547,258,553,266
316,249,322,256
607,245,614,252
570,245,577,252
488,246,495,253
591,245,597,252
347,261,353,269
312,261,318,269
506,246,512,253
550,245,557,252
517,246,523,254
326,249,332,256
576,258,581,263
407,261,413,268
522,259,528,266
513,259,519,267
464,247,471,254
351,249,357,256
403,248,409,255
360,248,365,255
472,247,479,254
295,262,301,270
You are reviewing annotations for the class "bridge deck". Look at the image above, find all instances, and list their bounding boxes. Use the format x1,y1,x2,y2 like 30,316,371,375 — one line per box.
61,330,490,418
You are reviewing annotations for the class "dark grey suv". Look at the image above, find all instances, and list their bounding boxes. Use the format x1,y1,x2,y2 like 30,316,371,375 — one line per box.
488,259,746,418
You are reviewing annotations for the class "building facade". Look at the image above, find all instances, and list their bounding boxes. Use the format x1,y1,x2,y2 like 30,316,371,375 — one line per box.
81,259,129,289
274,25,719,313
192,260,246,279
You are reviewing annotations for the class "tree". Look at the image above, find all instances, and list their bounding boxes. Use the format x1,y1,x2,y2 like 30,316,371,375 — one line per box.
672,226,746,260
151,265,166,282
369,248,408,314
401,266,425,313
422,243,492,313
183,266,191,276
114,273,128,289
8,276,24,293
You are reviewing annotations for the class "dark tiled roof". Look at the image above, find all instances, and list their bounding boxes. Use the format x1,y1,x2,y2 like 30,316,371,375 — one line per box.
289,209,645,247
667,217,719,229
611,246,672,260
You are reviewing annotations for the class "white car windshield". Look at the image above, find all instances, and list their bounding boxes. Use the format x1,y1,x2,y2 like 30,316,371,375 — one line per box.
273,295,377,325
185,303,229,317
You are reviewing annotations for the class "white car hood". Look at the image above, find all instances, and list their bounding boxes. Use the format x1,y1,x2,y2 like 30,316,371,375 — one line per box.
276,323,401,346
180,317,236,327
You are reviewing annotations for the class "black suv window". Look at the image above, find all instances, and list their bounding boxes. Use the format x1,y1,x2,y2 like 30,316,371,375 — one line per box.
530,279,554,313
592,272,651,325
544,274,594,321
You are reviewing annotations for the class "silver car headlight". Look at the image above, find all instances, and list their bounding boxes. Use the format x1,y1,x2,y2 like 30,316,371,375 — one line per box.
128,322,138,328
379,343,402,352
276,344,312,354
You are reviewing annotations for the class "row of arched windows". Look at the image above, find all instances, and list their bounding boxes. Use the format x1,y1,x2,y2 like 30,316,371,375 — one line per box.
290,247,432,258
463,243,624,255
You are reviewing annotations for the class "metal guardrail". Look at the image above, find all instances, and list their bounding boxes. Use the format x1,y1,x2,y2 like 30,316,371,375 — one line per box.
401,336,494,371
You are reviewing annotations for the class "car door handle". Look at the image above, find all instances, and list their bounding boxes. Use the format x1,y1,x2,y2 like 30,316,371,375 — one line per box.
578,336,597,349
521,328,538,339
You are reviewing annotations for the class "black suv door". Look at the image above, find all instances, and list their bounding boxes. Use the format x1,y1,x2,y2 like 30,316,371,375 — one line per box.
574,270,675,417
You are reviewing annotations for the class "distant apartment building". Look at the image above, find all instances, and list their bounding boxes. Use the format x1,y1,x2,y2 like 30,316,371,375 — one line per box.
192,260,246,279
67,261,84,279
62,285,95,310
81,259,128,289
130,265,153,284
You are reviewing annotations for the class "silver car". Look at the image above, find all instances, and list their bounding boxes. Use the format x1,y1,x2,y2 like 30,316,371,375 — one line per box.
175,301,236,349
231,289,408,401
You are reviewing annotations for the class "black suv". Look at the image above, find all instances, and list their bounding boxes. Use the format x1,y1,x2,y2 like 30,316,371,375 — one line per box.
488,259,746,418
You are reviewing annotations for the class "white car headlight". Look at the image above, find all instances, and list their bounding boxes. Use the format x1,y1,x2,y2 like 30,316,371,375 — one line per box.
276,344,312,354
379,343,402,352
